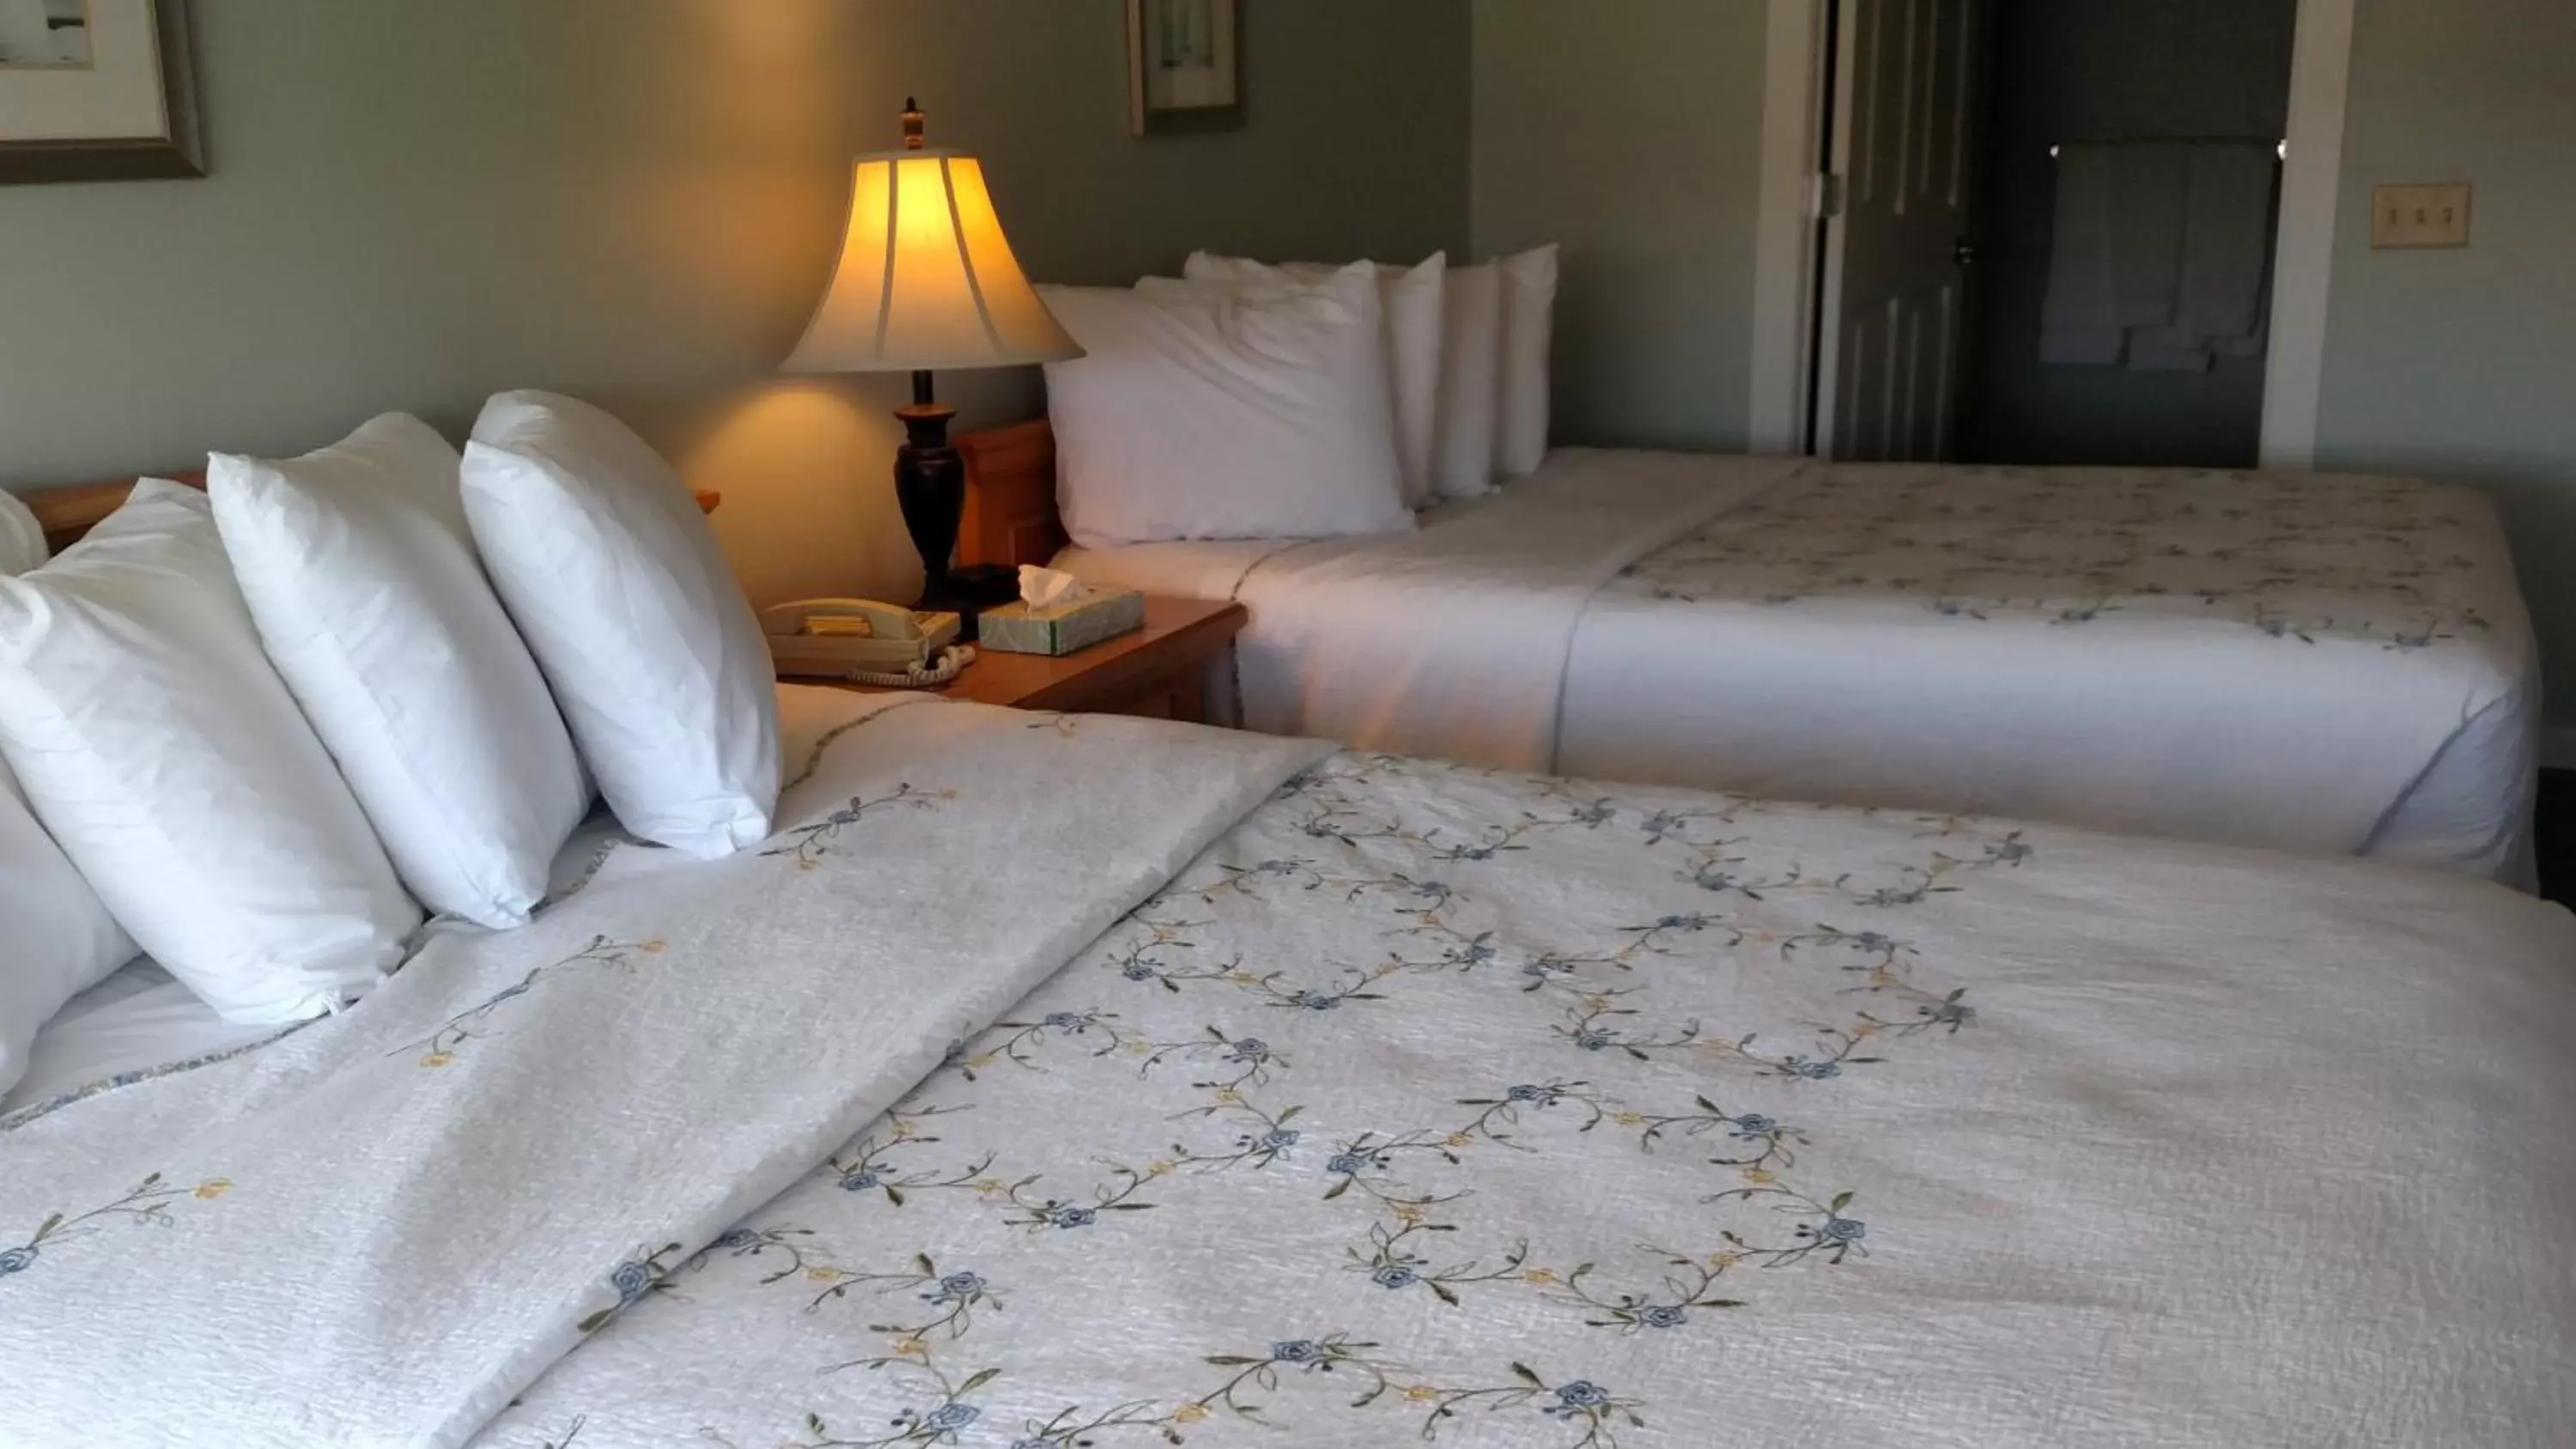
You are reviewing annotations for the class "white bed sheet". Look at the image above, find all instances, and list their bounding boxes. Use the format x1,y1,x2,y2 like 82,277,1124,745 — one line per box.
1056,451,2539,880
0,961,282,1119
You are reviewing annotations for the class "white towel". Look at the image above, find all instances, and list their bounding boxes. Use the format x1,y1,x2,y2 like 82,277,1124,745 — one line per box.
2131,141,2280,370
2038,142,2129,364
2044,140,2276,371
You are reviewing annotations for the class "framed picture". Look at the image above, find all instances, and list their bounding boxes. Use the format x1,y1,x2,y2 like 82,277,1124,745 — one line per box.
0,0,203,184
1127,0,1242,136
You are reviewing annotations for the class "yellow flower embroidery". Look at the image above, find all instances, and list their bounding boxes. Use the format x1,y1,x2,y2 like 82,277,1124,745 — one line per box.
1215,1089,1242,1106
420,1052,454,1069
1123,1042,1152,1057
1852,1021,1882,1038
807,1267,844,1282
193,1179,231,1200
1869,967,1899,988
973,1179,1007,1197
1522,1268,1558,1285
638,940,667,954
966,1054,995,1071
1146,1160,1176,1179
1404,1385,1442,1403
1708,1251,1743,1270
1613,1112,1645,1126
1741,1167,1777,1185
1226,971,1260,985
1392,1203,1425,1225
935,789,960,803
892,1337,930,1357
1170,1404,1209,1425
798,858,819,873
1444,1131,1473,1148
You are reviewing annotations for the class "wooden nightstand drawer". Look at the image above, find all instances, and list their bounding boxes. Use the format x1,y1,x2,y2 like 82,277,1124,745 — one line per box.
793,595,1246,720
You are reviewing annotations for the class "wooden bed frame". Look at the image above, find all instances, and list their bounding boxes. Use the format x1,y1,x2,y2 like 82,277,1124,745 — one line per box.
24,473,721,553
955,418,1066,571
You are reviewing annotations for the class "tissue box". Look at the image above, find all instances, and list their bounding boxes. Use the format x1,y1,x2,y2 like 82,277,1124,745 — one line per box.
977,586,1147,656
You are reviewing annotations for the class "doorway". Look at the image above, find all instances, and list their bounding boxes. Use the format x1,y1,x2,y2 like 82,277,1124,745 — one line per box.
1958,0,2297,467
1749,0,2356,470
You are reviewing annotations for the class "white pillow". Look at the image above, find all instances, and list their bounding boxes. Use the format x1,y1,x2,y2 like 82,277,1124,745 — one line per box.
0,772,138,1098
0,487,44,572
1495,244,1561,478
462,391,781,860
1183,251,1448,508
1431,264,1504,498
0,518,137,1098
0,482,420,1027
210,414,591,928
1040,269,1414,548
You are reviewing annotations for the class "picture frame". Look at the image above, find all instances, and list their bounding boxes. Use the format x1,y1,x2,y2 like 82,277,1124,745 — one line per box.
1127,0,1242,137
0,0,204,185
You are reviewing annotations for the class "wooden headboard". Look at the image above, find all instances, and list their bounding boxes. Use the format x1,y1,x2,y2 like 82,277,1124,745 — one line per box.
22,474,722,554
957,418,1065,570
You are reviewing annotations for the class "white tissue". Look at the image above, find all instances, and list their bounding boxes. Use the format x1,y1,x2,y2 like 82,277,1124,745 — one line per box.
1018,565,1089,610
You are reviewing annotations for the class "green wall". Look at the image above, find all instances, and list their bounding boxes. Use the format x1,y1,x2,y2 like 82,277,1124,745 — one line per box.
0,0,1470,604
2315,0,2576,731
1470,0,1769,452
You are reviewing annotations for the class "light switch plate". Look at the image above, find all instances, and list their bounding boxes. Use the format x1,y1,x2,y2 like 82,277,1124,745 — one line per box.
2372,183,2471,248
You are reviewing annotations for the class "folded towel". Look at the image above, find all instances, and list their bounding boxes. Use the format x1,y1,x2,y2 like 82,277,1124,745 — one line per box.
2043,139,2277,371
2131,141,2280,371
2038,142,2129,365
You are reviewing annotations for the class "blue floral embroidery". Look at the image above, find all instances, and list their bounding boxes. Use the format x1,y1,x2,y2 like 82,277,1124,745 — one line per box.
1272,1338,1329,1367
1817,1217,1867,1244
1552,1380,1613,1412
609,1261,653,1303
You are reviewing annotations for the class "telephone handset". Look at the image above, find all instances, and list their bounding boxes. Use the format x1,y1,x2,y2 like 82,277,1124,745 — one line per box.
763,598,967,682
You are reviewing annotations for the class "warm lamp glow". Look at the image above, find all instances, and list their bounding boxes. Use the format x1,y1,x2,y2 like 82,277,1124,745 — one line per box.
784,149,1082,374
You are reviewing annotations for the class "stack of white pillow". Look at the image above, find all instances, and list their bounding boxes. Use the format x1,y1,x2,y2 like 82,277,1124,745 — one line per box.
1037,244,1558,549
0,391,781,1095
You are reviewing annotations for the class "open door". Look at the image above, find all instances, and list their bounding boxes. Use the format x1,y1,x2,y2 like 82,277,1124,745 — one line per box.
1812,0,1986,462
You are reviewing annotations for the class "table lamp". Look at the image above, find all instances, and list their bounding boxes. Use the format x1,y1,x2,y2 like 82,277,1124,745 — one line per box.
784,100,1083,610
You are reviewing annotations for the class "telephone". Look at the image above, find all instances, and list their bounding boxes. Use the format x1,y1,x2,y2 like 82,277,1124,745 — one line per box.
763,599,969,684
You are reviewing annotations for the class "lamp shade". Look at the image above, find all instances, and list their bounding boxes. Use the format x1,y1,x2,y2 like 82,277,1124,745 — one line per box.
783,149,1083,374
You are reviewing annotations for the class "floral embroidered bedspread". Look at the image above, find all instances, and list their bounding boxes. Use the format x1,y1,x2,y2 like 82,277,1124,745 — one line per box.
1611,462,2512,650
1559,462,2534,873
0,696,1329,1447
467,751,2576,1447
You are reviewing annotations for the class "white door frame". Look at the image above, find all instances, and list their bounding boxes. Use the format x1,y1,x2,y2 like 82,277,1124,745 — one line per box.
1746,0,2357,467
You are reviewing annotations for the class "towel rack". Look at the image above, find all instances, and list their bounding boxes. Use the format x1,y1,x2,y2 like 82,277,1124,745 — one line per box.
2050,140,2287,160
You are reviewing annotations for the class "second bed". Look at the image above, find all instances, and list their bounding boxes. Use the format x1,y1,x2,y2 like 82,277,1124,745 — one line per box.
953,422,2540,882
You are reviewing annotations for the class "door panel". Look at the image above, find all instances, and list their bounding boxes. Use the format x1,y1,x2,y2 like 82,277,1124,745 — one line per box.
1816,0,1980,463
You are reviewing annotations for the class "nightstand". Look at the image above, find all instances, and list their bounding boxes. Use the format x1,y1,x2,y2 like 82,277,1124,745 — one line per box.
805,595,1248,722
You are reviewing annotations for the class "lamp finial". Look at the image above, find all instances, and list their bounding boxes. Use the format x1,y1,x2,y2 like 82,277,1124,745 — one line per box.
901,97,926,150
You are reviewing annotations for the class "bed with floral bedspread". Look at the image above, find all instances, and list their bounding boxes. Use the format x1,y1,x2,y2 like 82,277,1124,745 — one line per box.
5,694,2570,1447
1061,452,2537,880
